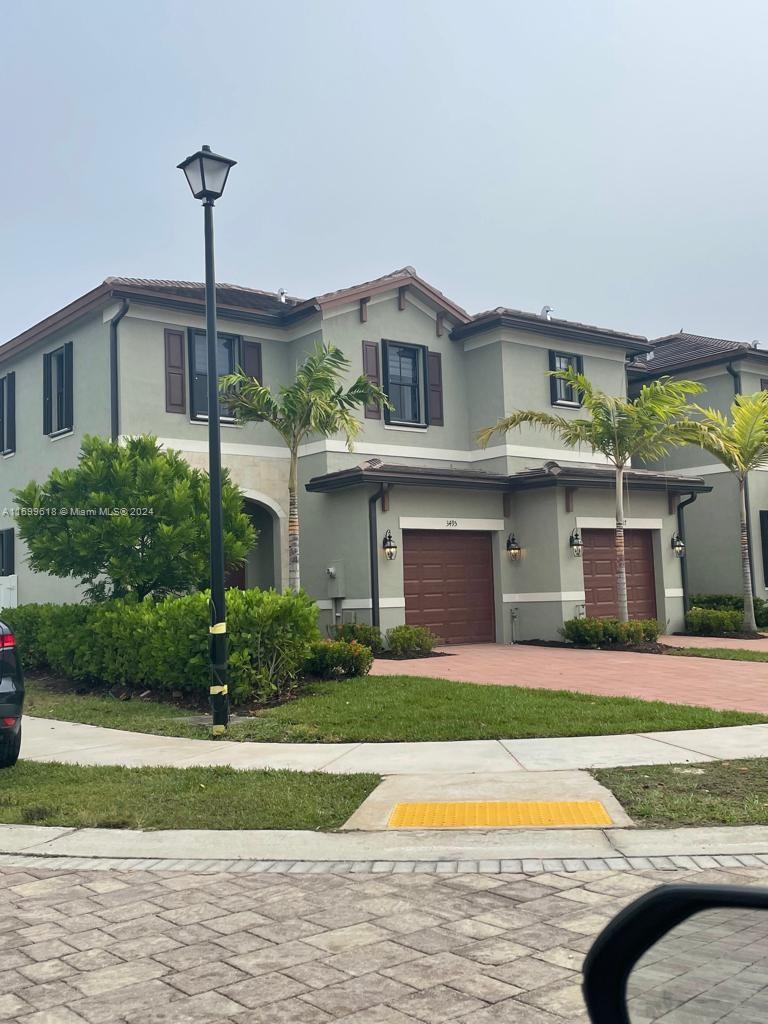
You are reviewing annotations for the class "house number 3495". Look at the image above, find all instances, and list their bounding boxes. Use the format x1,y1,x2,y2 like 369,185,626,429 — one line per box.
445,519,458,527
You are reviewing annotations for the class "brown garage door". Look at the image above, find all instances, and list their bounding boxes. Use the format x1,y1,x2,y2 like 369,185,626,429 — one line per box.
402,530,495,644
582,528,657,620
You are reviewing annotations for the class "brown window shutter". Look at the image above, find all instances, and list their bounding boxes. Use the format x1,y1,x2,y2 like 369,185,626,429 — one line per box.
241,339,263,382
427,351,444,426
362,340,381,419
164,329,186,413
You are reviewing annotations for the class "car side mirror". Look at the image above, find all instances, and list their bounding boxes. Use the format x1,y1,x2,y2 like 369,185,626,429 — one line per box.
583,883,768,1023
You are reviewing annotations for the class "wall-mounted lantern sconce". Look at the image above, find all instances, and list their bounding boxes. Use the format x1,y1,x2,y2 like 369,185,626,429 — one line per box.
671,533,686,558
382,530,398,561
569,528,583,558
506,533,522,561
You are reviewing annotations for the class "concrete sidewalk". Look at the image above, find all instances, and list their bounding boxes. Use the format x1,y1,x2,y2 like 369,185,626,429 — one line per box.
22,716,768,773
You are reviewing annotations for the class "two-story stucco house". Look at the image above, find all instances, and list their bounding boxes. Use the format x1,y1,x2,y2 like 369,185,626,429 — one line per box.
0,267,708,641
630,331,768,602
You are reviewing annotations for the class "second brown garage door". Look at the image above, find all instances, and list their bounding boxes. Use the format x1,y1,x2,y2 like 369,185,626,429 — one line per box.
402,530,496,644
582,528,657,620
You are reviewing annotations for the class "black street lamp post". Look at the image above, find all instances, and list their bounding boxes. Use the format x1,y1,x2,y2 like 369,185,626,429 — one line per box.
177,145,237,734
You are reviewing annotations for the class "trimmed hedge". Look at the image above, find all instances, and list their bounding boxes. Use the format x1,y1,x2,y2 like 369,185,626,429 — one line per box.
385,624,440,657
690,594,768,629
561,617,661,648
4,589,320,703
331,622,384,655
685,607,745,636
304,639,374,679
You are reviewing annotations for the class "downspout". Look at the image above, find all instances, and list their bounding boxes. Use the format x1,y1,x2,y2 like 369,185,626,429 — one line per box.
726,361,756,594
368,486,384,628
676,492,698,613
109,298,129,441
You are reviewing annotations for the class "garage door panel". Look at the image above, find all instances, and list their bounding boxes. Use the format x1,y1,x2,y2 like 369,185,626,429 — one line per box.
402,530,495,644
582,528,657,620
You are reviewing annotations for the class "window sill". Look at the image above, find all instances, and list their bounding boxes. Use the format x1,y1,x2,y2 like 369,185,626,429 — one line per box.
385,422,429,432
552,401,582,410
48,429,74,442
189,417,240,427
1,450,15,459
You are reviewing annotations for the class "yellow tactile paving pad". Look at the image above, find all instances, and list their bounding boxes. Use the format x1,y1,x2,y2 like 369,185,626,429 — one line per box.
388,800,612,829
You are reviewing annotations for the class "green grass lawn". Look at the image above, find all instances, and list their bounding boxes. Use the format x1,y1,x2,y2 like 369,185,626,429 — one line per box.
24,674,767,743
594,759,768,827
0,761,379,830
670,647,768,662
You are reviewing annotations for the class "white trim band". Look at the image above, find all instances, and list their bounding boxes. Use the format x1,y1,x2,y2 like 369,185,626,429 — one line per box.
664,588,684,599
314,598,406,611
503,591,586,604
576,517,663,530
399,517,505,532
299,438,612,466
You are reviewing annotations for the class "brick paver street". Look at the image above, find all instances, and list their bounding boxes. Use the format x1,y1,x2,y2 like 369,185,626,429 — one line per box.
3,863,768,1023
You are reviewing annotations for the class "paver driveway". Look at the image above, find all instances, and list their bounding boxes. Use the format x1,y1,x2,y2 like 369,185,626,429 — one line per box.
372,643,768,713
3,862,768,1023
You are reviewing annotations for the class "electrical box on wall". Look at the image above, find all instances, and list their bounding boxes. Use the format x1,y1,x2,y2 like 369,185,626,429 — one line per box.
326,561,346,598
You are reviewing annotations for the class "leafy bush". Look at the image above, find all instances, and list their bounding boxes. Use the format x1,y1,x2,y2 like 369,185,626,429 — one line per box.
331,621,383,654
690,594,768,629
304,639,373,680
4,589,319,703
561,617,661,647
385,624,440,657
13,435,254,601
685,607,745,636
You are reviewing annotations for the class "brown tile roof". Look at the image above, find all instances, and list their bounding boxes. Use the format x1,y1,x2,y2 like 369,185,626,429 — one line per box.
104,277,304,315
630,331,766,376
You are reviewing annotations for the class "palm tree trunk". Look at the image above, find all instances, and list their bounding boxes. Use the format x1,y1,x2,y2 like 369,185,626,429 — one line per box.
288,447,300,591
739,476,757,633
615,465,629,623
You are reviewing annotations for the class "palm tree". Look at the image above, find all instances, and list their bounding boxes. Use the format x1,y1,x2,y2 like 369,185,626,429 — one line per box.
682,391,768,633
478,370,704,622
220,343,390,591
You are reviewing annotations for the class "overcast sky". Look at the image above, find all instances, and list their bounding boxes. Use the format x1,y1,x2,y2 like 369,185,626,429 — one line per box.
3,0,768,344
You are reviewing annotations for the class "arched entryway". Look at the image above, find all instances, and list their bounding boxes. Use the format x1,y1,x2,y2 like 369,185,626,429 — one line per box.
225,492,285,592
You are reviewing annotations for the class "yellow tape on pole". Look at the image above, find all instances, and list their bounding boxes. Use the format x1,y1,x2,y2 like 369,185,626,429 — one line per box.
209,685,228,696
209,622,227,635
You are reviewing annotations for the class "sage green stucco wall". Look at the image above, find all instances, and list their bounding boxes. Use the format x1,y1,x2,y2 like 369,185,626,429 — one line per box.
0,311,111,606
635,364,768,599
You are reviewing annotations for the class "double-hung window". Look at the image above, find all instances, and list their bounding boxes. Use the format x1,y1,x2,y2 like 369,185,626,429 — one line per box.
0,372,15,455
188,330,240,420
43,342,74,435
383,341,428,426
549,351,583,407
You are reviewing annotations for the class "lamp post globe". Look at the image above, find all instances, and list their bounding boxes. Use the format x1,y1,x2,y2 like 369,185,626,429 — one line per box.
178,144,236,734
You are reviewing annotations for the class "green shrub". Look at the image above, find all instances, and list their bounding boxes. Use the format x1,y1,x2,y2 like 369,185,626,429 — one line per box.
561,617,661,647
690,594,768,628
331,621,383,654
685,607,745,636
639,619,662,642
304,639,373,679
385,624,440,657
5,589,319,703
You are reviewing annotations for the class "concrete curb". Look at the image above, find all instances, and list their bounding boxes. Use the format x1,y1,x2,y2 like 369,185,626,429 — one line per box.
2,823,768,870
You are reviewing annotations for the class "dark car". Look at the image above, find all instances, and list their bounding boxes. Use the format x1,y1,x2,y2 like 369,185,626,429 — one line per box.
0,618,23,768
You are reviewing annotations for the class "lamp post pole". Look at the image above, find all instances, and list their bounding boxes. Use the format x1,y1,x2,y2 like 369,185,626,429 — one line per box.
177,144,237,735
203,196,229,733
